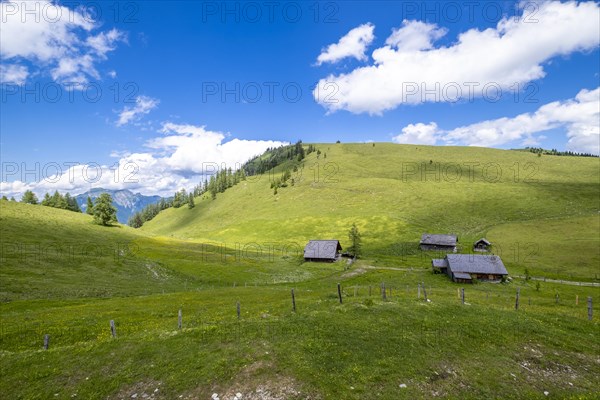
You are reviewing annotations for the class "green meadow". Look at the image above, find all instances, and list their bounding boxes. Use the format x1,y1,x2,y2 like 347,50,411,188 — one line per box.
1,143,599,399
143,143,600,280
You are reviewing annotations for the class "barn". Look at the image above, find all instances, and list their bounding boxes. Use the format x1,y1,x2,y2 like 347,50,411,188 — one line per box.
431,254,508,283
304,240,342,262
420,234,458,252
473,238,492,252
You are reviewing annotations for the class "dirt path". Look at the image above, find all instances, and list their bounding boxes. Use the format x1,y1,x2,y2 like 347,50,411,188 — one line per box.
363,265,416,271
360,267,600,287
513,276,600,287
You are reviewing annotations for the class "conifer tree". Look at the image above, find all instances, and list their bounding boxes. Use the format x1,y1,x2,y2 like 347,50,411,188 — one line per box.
86,196,94,215
41,193,52,206
347,223,362,258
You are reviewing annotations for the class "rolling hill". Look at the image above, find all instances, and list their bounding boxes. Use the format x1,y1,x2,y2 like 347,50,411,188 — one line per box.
141,143,600,281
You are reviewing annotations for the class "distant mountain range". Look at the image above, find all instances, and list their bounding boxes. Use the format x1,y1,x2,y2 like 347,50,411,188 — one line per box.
76,188,161,224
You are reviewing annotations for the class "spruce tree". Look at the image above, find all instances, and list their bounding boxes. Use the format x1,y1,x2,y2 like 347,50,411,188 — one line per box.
347,223,362,258
64,193,80,212
86,196,94,215
41,193,52,206
51,190,66,209
188,193,195,209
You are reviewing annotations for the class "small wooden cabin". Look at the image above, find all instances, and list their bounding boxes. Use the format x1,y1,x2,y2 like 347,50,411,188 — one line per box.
420,234,458,252
304,240,342,262
432,254,508,283
473,238,491,252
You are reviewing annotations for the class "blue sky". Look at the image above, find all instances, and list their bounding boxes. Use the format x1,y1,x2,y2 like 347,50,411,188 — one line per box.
1,0,599,197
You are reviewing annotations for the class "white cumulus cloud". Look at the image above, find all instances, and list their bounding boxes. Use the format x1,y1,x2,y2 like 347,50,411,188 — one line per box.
316,23,375,65
0,0,126,85
314,1,600,114
393,87,600,155
393,122,440,145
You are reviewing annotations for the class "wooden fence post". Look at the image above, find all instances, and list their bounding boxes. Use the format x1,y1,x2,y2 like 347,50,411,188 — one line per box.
178,309,182,329
576,295,579,305
422,283,427,301
555,294,560,304
457,288,460,299
381,282,387,301
417,283,421,299
337,283,342,304
236,302,241,319
43,334,50,350
515,288,520,311
588,297,593,321
110,320,117,338
461,288,465,305
291,289,296,312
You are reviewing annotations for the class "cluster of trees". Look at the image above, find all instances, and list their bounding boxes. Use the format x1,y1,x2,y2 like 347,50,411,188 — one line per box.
127,198,173,228
201,167,247,200
172,188,195,208
128,190,195,228
271,166,297,195
243,141,313,176
41,191,81,212
17,190,81,212
525,147,598,157
10,190,117,226
252,141,320,195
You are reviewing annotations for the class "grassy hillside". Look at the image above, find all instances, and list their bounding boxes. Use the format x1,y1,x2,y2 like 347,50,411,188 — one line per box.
1,144,599,399
0,201,336,301
0,201,185,300
142,143,600,280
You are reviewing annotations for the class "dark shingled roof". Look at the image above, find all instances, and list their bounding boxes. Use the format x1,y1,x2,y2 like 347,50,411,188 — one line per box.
453,272,472,280
304,240,342,260
432,259,448,268
446,254,508,275
420,234,457,246
474,238,491,246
